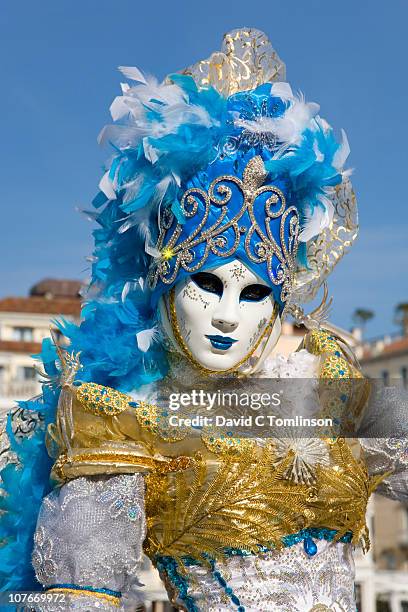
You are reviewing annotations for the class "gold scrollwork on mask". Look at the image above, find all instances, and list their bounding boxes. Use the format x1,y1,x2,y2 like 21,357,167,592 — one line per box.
148,156,299,305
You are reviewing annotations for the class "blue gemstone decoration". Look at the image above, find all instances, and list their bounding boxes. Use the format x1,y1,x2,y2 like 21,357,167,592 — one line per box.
128,507,140,520
304,537,318,556
210,559,244,609
155,556,199,612
128,401,138,408
72,380,83,387
220,527,352,559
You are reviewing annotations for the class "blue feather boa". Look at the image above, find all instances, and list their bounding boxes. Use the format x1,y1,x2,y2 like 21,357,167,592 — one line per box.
0,340,59,592
59,297,168,391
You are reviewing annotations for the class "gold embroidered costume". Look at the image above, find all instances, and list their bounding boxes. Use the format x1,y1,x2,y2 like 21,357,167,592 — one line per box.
48,330,377,567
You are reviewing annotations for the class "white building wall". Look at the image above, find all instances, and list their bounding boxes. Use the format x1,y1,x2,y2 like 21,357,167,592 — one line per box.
363,353,408,384
0,310,78,414
0,313,51,343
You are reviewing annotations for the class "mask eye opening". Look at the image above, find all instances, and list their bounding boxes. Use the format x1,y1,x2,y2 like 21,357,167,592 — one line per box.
192,272,223,297
240,283,272,302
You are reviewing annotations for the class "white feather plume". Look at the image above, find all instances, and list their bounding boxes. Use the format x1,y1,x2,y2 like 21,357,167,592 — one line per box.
99,170,116,200
333,128,350,170
110,95,132,122
271,81,294,99
234,95,320,147
118,66,147,84
299,197,334,242
136,327,159,352
143,137,159,164
102,74,219,161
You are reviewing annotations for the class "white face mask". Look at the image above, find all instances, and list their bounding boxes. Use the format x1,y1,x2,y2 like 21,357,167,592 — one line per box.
164,260,277,371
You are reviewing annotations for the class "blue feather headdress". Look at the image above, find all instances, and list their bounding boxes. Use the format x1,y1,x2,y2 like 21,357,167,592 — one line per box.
88,44,351,321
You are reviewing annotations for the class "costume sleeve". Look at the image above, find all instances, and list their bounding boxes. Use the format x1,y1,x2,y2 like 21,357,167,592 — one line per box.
32,473,146,611
358,383,408,504
47,382,165,483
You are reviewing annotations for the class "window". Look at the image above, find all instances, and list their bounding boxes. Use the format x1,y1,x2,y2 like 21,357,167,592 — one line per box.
381,370,389,387
17,366,36,381
12,327,34,342
376,601,391,612
382,549,397,570
402,366,408,389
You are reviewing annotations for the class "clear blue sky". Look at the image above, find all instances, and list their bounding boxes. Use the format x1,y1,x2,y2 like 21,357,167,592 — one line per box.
0,0,407,337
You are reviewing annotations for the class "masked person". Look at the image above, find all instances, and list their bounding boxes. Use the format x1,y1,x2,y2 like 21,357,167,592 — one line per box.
1,28,407,612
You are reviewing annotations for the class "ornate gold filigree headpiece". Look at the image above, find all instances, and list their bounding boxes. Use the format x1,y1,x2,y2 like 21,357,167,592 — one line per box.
183,27,286,95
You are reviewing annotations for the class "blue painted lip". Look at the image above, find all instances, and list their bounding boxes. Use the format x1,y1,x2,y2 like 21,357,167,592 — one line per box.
205,334,238,351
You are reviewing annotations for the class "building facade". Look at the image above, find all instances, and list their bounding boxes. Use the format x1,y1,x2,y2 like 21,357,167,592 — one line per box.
359,334,408,389
359,328,408,612
0,279,81,414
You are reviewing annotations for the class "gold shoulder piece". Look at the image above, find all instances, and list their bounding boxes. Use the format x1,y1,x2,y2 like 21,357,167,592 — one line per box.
303,329,370,432
303,328,363,378
304,329,341,357
73,382,187,442
75,382,132,416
